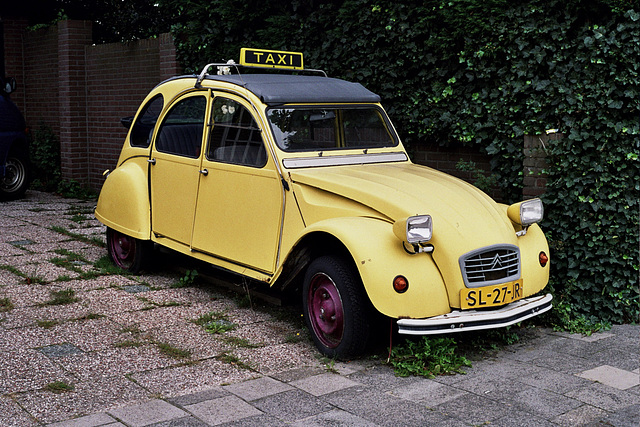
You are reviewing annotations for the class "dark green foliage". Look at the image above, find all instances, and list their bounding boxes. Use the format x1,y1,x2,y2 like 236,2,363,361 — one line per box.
388,336,471,378
30,125,61,192
168,0,640,324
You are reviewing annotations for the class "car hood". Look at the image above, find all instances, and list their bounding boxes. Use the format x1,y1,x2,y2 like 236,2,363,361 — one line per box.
289,161,518,257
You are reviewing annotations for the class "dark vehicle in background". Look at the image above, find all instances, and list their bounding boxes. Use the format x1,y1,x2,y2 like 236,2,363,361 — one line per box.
0,76,30,199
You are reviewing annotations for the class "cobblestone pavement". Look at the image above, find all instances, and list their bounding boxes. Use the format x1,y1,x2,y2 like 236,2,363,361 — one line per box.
1,191,638,426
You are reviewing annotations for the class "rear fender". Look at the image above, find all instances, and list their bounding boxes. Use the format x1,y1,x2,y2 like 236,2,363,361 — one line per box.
95,159,150,239
299,217,451,319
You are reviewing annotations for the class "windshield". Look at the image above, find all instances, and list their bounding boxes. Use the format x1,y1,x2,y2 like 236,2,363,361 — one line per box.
267,107,397,152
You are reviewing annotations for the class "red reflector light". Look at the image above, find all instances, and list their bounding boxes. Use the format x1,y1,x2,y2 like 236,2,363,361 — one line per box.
393,275,409,293
539,251,549,267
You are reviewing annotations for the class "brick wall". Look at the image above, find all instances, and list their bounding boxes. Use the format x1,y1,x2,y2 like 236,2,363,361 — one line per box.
3,17,546,198
523,133,559,199
4,18,180,189
2,18,27,110
84,36,178,188
410,142,501,200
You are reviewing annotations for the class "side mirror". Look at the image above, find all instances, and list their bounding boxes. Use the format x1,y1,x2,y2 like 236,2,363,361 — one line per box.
2,77,17,95
120,116,134,129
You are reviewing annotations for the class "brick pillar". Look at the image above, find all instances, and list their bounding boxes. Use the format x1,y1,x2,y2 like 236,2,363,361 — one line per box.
57,20,92,183
523,133,561,199
2,18,29,110
159,33,179,80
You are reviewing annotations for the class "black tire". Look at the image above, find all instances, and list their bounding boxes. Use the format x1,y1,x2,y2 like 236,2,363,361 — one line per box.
0,149,30,200
106,227,151,274
302,255,372,359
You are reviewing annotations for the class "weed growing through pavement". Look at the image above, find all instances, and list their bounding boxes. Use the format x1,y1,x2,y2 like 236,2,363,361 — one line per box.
50,249,90,274
235,294,252,308
93,256,127,275
284,332,304,344
171,269,198,288
216,351,253,371
45,381,74,393
73,313,105,321
193,311,237,334
387,336,471,378
114,340,144,348
120,324,143,335
0,264,46,284
37,320,60,329
156,342,192,359
50,225,105,248
222,336,264,349
41,289,79,306
0,264,22,276
0,297,14,312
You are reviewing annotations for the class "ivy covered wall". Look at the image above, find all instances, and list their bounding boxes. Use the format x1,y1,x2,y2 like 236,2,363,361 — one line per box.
168,0,639,323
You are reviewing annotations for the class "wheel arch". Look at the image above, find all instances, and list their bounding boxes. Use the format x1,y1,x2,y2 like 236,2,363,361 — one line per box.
95,159,151,240
274,217,451,320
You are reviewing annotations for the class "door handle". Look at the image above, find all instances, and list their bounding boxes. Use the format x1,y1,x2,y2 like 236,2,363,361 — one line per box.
148,158,156,165
199,169,208,176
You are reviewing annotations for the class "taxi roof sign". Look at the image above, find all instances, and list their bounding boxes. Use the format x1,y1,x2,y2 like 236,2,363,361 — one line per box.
240,48,304,70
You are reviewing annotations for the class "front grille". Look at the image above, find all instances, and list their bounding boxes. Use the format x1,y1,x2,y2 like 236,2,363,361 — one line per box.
459,245,520,288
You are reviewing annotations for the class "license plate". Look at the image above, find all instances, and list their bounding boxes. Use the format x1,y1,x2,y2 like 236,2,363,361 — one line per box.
460,280,524,310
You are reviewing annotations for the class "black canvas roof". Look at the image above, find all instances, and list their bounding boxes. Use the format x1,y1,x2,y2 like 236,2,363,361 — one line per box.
204,74,381,105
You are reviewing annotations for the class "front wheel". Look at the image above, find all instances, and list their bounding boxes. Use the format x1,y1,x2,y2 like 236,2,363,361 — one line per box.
0,151,30,199
302,255,372,359
106,227,150,274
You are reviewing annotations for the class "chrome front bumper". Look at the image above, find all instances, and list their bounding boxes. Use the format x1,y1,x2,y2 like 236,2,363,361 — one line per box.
397,293,552,335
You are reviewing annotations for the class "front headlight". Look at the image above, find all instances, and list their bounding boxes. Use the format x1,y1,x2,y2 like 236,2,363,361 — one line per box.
508,198,544,226
393,215,432,244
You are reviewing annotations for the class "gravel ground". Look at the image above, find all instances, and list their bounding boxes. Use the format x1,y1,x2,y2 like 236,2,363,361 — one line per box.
0,190,326,424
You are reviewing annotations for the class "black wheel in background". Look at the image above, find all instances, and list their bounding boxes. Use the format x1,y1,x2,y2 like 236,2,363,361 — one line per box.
0,150,30,199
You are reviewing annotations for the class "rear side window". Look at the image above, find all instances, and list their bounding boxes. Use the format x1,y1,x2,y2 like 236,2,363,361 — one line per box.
155,96,206,158
207,98,267,167
130,95,163,148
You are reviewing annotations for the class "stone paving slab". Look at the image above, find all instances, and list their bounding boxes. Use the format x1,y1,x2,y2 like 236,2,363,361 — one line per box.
0,191,638,427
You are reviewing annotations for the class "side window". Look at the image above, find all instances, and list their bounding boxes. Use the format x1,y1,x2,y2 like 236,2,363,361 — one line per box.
130,95,163,148
155,96,206,158
208,98,267,167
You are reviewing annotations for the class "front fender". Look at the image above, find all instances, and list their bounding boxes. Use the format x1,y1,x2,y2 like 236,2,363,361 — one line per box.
518,223,550,297
302,217,451,319
95,159,150,240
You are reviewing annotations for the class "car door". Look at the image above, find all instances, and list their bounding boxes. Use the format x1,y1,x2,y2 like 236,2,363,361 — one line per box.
150,92,209,245
191,95,283,273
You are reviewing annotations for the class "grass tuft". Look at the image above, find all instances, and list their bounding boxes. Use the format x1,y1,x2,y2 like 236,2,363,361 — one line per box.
156,342,192,359
0,297,14,312
41,289,79,306
45,381,74,393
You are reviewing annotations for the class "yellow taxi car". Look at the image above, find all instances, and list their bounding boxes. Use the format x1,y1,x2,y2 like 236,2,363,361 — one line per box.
96,48,552,358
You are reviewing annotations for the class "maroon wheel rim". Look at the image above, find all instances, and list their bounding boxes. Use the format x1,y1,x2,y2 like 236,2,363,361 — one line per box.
307,272,344,349
109,230,135,269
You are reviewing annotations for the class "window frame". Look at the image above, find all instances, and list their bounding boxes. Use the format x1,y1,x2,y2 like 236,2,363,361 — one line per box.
206,96,268,168
266,104,399,153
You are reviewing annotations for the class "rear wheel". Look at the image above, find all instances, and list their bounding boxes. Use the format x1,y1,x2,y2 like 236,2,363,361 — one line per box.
0,151,30,199
106,227,150,274
303,255,372,359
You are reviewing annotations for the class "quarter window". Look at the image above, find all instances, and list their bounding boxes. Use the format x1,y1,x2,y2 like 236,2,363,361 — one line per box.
155,96,206,158
208,98,267,167
130,94,163,148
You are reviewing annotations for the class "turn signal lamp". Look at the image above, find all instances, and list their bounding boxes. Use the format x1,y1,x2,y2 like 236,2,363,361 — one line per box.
393,275,409,293
539,251,549,267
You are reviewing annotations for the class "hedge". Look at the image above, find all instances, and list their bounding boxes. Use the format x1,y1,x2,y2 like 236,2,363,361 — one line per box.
168,0,639,324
